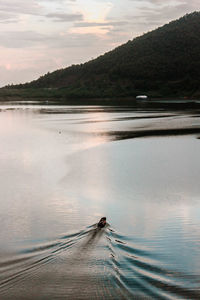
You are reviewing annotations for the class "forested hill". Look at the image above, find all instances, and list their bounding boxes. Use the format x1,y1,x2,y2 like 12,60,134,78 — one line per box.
8,12,200,98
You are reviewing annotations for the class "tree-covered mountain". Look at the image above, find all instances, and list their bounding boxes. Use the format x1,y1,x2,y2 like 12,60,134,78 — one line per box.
7,12,200,98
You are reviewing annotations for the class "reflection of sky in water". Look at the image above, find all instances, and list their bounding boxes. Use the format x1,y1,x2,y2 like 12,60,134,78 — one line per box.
0,105,200,300
0,105,200,295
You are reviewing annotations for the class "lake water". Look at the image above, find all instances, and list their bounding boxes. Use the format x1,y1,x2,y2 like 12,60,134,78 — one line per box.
0,102,200,299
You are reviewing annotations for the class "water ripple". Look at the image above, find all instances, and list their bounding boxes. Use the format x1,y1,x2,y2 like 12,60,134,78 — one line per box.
106,228,200,299
1,225,200,299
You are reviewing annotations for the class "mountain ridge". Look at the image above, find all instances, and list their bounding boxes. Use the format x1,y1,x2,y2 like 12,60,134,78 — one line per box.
5,11,200,99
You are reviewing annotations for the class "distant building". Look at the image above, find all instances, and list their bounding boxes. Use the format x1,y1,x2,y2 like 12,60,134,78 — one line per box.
136,95,148,99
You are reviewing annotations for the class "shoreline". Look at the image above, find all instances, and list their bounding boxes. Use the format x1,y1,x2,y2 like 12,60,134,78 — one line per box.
0,96,200,108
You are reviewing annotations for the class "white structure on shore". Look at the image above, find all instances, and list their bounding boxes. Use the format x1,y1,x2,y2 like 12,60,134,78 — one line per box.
136,95,148,99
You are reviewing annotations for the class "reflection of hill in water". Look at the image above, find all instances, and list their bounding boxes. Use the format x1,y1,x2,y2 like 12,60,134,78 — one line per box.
66,108,200,142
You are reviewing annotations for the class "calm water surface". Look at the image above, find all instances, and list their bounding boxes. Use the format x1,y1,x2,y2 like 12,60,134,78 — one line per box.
0,103,200,299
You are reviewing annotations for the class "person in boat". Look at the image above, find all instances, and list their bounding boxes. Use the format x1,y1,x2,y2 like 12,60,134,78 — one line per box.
98,217,106,228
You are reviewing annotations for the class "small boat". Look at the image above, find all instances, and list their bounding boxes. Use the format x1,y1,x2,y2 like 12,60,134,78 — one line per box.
97,217,106,228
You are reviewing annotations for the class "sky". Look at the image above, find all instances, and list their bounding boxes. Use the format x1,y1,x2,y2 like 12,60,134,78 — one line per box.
0,0,199,86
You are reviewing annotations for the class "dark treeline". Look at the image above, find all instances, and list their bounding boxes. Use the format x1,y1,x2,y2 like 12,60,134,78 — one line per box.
5,12,200,99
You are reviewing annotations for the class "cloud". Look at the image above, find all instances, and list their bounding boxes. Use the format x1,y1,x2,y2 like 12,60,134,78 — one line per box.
128,0,200,16
0,0,199,86
0,0,45,24
74,21,129,27
0,0,41,23
0,31,48,48
0,12,19,23
120,0,200,37
0,0,42,15
38,0,76,2
46,12,83,22
0,30,101,49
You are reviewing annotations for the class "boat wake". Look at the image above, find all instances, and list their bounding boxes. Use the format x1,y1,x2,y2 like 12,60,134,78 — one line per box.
0,225,199,299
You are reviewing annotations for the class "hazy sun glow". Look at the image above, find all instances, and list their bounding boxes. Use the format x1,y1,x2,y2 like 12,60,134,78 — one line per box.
74,0,113,22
